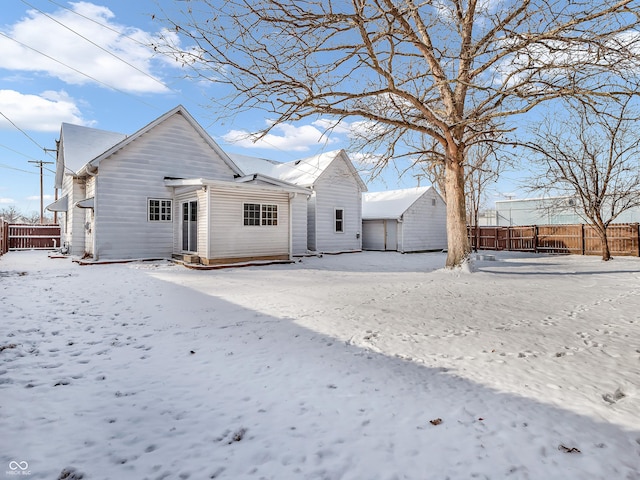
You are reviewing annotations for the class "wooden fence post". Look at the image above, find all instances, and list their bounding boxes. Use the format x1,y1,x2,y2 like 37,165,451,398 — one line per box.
581,224,585,256
534,226,538,253
1,220,8,255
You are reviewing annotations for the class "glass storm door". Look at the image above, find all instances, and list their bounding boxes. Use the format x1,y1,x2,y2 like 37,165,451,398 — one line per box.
182,201,197,252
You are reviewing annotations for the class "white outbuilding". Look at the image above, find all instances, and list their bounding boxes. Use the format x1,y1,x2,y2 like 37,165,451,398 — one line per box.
362,186,447,252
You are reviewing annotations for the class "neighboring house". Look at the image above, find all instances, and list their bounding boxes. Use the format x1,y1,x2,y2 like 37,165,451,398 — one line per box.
361,186,447,252
47,105,309,264
230,150,367,254
494,196,640,226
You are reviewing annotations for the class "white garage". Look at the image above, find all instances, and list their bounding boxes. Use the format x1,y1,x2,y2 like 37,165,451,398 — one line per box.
362,186,447,253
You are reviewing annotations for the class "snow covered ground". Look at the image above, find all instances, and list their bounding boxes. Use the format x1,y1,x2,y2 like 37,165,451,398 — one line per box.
1,250,639,480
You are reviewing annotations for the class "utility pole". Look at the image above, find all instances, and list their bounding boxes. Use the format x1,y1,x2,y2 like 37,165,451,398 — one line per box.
44,147,58,224
28,160,54,224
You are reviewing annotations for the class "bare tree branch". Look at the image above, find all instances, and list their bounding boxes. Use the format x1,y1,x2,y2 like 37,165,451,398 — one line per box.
156,0,640,267
527,97,640,260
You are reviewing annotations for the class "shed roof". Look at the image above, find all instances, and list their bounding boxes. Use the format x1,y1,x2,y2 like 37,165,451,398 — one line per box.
362,186,435,220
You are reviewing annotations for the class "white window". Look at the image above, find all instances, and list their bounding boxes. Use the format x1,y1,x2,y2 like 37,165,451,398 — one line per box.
148,199,172,221
244,203,278,226
335,208,344,233
261,204,278,226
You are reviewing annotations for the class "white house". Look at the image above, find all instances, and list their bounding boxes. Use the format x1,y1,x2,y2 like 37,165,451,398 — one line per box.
361,186,447,252
230,150,367,254
47,106,309,264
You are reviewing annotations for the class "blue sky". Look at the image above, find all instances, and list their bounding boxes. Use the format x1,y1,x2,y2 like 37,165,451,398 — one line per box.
0,0,522,215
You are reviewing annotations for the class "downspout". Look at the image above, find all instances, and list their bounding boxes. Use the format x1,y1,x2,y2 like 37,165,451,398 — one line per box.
312,186,317,252
86,166,98,261
288,193,295,260
206,185,211,262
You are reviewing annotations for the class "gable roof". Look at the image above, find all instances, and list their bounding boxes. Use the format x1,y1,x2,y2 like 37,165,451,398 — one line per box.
55,123,127,187
229,149,367,190
362,186,439,220
75,105,243,177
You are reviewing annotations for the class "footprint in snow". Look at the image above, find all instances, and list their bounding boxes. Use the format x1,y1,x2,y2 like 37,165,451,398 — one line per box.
602,387,626,404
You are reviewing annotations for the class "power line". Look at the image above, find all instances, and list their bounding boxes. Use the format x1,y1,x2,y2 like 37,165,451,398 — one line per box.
44,0,188,92
0,162,40,175
21,0,169,93
0,142,37,159
45,0,154,50
0,111,50,153
0,31,160,110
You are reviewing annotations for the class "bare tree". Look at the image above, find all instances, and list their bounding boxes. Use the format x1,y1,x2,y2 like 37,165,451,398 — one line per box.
466,144,503,252
23,211,53,225
418,140,504,251
0,206,23,224
527,98,640,261
157,0,640,267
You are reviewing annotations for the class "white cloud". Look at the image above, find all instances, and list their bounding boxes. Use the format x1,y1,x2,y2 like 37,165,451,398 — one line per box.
0,2,169,93
222,122,339,152
311,118,353,135
312,118,389,141
26,194,54,201
0,89,88,132
0,198,16,204
349,151,385,167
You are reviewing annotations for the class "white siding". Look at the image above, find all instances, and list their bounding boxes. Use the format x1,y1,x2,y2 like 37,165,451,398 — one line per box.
312,157,363,253
60,175,86,256
290,193,308,255
83,176,96,255
400,190,447,252
94,113,236,259
208,188,289,259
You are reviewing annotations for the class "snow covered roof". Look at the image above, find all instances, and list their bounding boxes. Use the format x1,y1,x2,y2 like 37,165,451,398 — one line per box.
229,150,355,188
57,123,127,184
362,186,436,220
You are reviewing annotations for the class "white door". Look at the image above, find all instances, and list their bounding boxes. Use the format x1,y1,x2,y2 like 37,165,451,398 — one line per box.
181,200,197,252
385,220,398,251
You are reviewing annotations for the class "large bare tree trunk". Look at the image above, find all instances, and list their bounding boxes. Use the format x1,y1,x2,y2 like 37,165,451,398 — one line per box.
444,156,470,267
159,0,640,268
595,227,611,261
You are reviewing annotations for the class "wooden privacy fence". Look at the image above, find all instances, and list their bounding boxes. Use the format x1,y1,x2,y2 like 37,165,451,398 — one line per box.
0,219,8,256
2,224,61,252
469,224,640,257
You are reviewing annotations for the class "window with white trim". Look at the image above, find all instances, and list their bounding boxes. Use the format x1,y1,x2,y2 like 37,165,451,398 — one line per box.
261,204,278,226
335,208,344,233
148,199,172,221
244,203,278,226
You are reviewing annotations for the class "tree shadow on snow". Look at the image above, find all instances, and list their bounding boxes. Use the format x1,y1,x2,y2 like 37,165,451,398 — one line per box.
2,256,639,480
